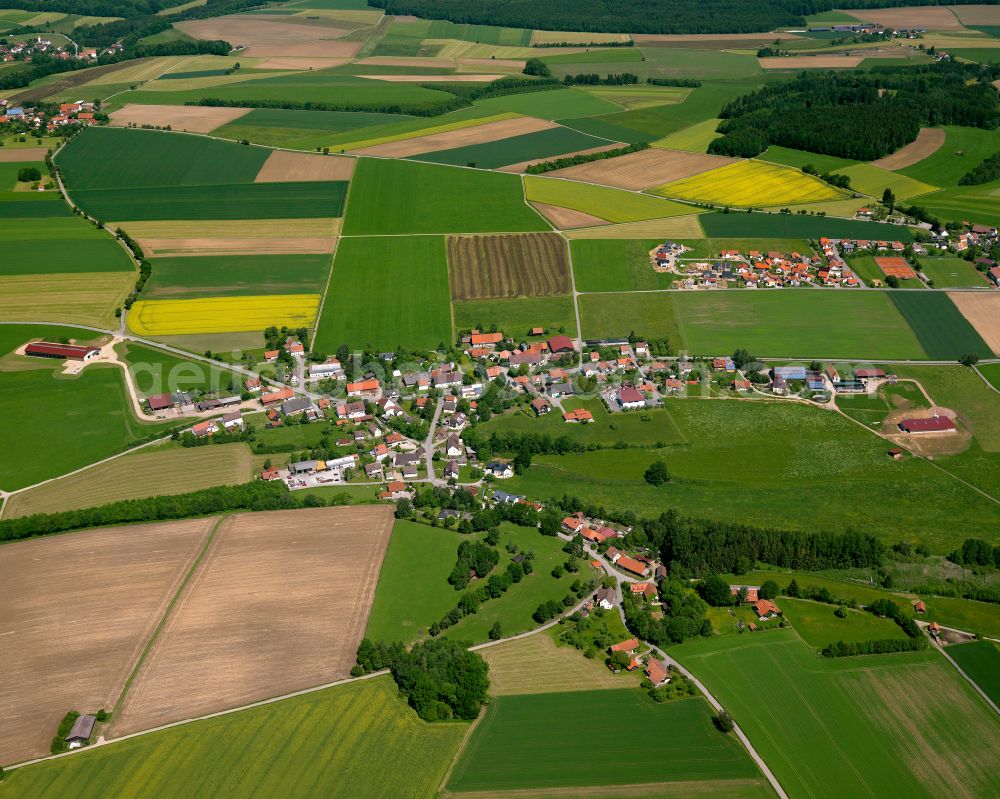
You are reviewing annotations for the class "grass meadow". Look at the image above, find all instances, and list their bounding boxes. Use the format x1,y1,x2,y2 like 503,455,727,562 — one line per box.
917,256,990,288
497,398,1000,549
525,175,695,223
572,238,678,291
758,145,856,173
452,295,577,338
899,125,1000,187
672,631,1000,799
314,235,452,351
0,237,133,275
946,641,1000,706
0,677,466,798
779,597,908,649
475,87,622,120
0,366,176,491
343,158,547,235
837,162,938,200
448,691,765,793
413,125,614,169
579,290,927,359
918,178,1000,227
144,254,333,299
119,342,242,396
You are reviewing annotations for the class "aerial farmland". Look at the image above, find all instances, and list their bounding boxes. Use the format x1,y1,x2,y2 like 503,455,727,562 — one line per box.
2,0,1000,796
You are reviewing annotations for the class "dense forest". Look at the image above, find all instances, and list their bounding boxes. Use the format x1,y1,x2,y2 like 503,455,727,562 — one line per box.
368,0,997,36
708,63,1000,160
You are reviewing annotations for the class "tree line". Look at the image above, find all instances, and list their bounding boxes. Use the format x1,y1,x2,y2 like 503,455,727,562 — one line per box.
525,142,649,174
959,152,1000,185
708,63,1000,160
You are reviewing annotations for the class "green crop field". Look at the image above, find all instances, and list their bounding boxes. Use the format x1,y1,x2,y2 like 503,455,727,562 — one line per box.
448,690,764,793
979,362,1000,392
580,290,927,359
70,181,348,222
944,641,1000,706
0,677,466,798
2,443,259,518
888,291,992,359
344,158,546,235
366,520,577,644
672,631,1000,799
780,597,908,649
653,117,723,153
475,87,622,120
917,256,990,288
899,125,1000,187
56,127,268,189
758,145,857,173
0,365,175,491
314,235,452,351
919,178,1000,227
453,295,577,338
572,238,676,291
211,107,410,148
496,397,1000,549
412,126,614,169
837,162,938,200
0,199,72,217
525,175,694,223
144,254,333,299
699,211,914,240
0,237,133,275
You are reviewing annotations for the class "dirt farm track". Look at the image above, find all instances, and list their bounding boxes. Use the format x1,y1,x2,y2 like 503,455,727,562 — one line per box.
111,506,393,736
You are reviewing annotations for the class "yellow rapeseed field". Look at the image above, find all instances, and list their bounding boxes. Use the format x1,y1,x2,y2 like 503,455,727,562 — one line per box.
128,294,320,336
651,159,846,207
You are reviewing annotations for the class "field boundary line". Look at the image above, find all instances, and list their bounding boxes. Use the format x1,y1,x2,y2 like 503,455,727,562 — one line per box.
932,641,1000,717
110,514,228,720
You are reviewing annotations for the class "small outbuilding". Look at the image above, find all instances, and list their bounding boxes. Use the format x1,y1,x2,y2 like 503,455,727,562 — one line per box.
66,714,96,748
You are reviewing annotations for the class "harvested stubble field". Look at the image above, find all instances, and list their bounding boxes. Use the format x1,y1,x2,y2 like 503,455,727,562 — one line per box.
350,116,555,157
0,272,134,328
529,201,608,228
653,159,845,206
137,235,338,256
253,150,355,182
113,505,394,736
759,55,863,68
0,146,48,161
952,4,1000,24
447,233,570,299
127,294,320,335
563,214,706,239
846,6,968,30
2,445,258,518
108,104,251,133
0,519,214,764
176,15,350,46
871,127,946,170
546,147,738,191
947,291,1000,355
119,217,341,242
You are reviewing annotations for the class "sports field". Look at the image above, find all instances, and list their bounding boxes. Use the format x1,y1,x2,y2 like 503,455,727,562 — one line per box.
114,506,394,735
70,181,349,221
447,233,570,299
672,631,1000,799
453,295,577,340
525,175,694,223
2,444,259,519
128,294,320,336
652,159,845,206
343,158,547,234
580,290,927,359
143,253,333,298
448,690,764,793
1,677,466,798
413,125,614,169
917,256,990,288
946,640,1000,706
0,519,215,764
887,291,993,360
314,235,452,351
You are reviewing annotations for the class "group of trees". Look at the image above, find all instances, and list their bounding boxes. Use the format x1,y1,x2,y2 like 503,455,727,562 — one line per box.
562,72,639,86
802,163,852,190
448,541,499,589
821,637,927,657
959,151,1000,185
525,142,648,174
431,555,531,636
622,577,712,645
949,537,1000,570
708,64,1000,160
354,639,489,722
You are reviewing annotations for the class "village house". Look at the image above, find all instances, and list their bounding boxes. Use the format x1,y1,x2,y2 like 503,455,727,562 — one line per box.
629,582,658,601
562,516,586,534
730,585,759,602
281,396,314,418
191,419,218,438
645,659,670,687
609,637,639,654
617,386,646,411
445,434,464,458
261,387,294,407
606,547,648,577
531,397,551,415
595,586,616,610
485,461,513,479
347,378,380,398
364,462,383,480
563,408,593,423
221,410,243,431
754,599,781,620
378,396,403,417
337,400,367,420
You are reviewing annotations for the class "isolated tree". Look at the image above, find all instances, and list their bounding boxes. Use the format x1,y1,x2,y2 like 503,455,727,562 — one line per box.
959,353,979,367
714,710,735,733
489,622,503,640
786,578,800,597
644,459,670,486
513,447,532,475
882,187,896,213
885,275,900,289
731,348,754,370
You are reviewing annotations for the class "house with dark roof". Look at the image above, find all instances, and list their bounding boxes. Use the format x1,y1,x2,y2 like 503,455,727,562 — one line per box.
66,714,96,748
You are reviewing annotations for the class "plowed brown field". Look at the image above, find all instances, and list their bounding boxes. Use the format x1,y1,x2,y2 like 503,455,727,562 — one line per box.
448,232,570,300
870,128,946,170
948,292,1000,355
0,519,214,764
254,150,356,182
547,148,739,191
111,506,394,736
109,104,250,133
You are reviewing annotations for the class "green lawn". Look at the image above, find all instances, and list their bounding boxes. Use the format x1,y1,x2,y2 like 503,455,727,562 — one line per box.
144,254,333,299
917,256,990,288
946,640,1000,706
899,125,1000,187
453,295,577,339
412,126,614,169
343,158,547,235
70,181,348,222
525,175,694,223
571,238,676,292
580,290,927,359
314,235,452,351
887,291,993,360
56,127,268,190
979,363,1000,392
475,87,622,120
700,211,914,240
780,597,908,649
0,365,175,491
0,677,467,798
448,690,765,793
672,630,1000,799
497,397,1000,549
